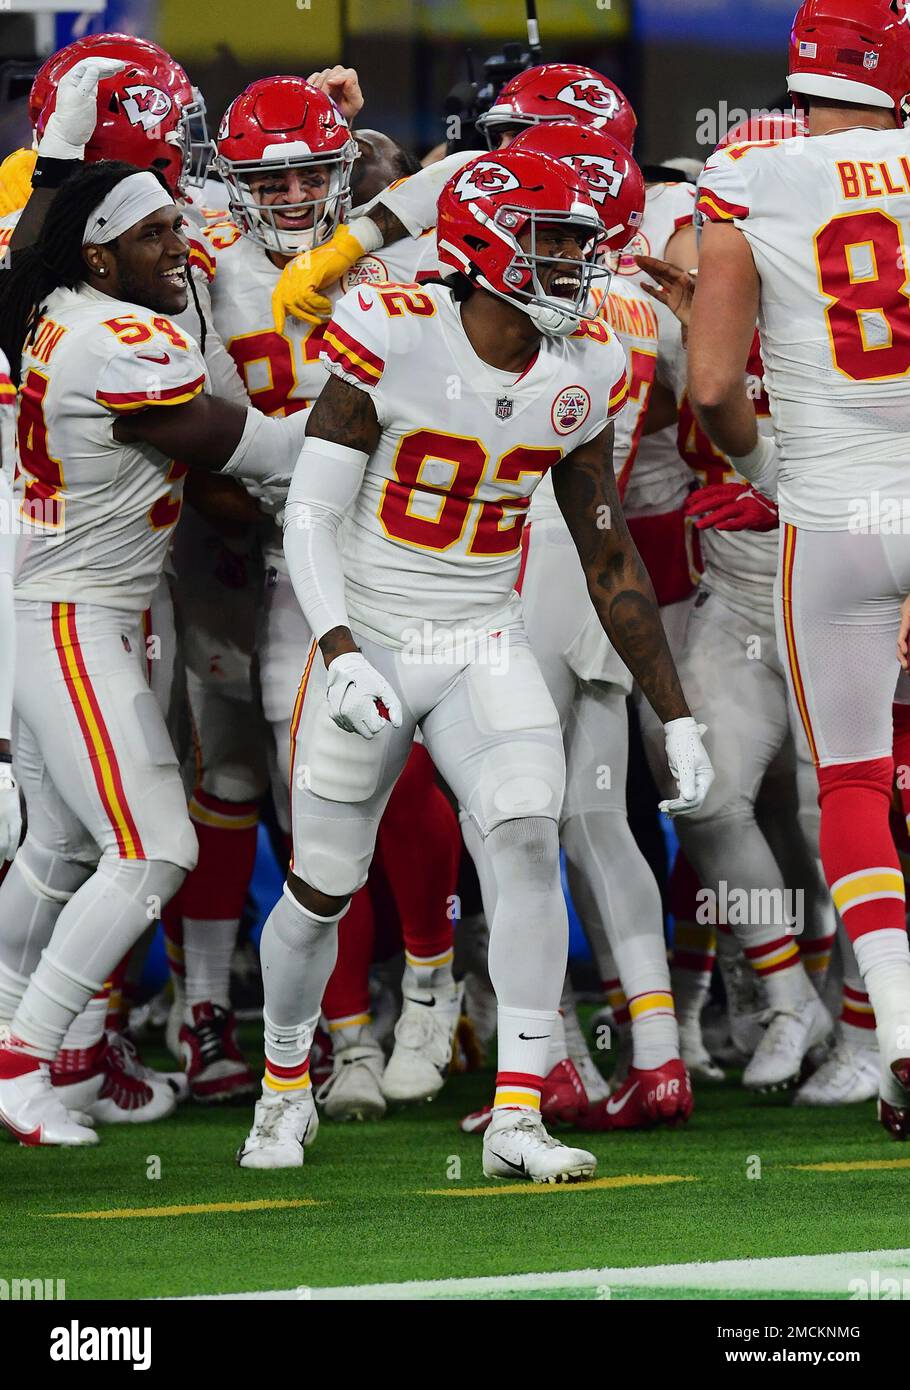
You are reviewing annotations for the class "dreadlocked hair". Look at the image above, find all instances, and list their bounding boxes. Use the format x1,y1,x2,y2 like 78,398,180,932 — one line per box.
0,161,169,384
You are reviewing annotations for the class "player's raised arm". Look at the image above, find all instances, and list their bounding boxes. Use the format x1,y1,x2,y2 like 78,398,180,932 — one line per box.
552,422,713,816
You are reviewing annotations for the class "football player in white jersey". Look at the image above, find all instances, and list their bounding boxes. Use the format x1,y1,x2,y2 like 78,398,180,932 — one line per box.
0,58,261,1115
0,162,313,1146
455,122,694,1132
690,0,910,1138
236,148,713,1181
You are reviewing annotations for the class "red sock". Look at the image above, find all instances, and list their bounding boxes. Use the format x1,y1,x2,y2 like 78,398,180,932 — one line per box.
180,789,260,920
321,886,375,1028
818,758,906,944
376,745,459,961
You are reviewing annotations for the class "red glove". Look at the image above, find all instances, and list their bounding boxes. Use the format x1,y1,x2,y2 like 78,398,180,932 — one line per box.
684,481,779,533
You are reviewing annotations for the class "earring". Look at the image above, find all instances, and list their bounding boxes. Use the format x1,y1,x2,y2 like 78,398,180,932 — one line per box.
98,268,107,276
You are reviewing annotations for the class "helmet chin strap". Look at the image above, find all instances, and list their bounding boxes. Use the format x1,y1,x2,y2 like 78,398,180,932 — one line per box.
524,296,582,336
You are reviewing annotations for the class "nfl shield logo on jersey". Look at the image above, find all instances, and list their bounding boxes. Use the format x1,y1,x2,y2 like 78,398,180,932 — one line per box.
496,396,514,420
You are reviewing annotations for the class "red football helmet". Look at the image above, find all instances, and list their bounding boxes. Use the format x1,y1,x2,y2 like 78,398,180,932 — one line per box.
509,123,645,252
437,148,607,336
788,0,910,126
715,113,808,149
36,63,186,196
476,63,637,153
29,32,209,185
213,76,357,256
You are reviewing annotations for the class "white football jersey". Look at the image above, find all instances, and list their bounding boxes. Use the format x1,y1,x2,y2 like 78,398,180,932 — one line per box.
321,280,628,646
699,128,910,530
663,328,777,625
13,284,208,610
529,276,659,523
615,182,697,518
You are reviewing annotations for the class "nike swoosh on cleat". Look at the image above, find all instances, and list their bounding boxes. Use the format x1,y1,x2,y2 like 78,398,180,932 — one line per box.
405,995,436,1007
488,1149,527,1176
605,1081,640,1115
518,1032,550,1041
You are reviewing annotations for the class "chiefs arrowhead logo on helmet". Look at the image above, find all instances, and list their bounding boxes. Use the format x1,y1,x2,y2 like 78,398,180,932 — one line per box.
564,154,624,204
453,160,521,202
121,84,173,131
556,79,621,120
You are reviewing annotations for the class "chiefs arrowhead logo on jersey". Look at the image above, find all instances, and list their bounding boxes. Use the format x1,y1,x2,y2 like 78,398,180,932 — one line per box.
556,80,621,122
121,85,173,131
563,154,624,205
453,160,521,202
551,384,591,435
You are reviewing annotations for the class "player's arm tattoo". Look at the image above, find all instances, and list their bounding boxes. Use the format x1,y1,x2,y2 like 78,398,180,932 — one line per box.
553,423,691,725
305,374,382,665
305,373,381,454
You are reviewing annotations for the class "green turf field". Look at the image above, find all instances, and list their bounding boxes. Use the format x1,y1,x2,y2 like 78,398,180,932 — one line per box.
3,1025,910,1300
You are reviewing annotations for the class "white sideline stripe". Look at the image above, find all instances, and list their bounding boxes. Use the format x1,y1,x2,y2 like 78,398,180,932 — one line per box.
171,1248,910,1300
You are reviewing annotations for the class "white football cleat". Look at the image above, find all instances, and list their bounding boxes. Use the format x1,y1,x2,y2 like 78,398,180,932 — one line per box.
742,994,833,1092
678,1021,725,1082
381,982,464,1104
795,1036,879,1106
482,1108,596,1184
0,1059,98,1146
237,1083,319,1169
316,1027,386,1122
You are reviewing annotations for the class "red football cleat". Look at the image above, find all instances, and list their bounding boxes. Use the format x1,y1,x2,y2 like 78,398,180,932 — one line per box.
539,1058,588,1126
587,1058,693,1131
179,1002,257,1103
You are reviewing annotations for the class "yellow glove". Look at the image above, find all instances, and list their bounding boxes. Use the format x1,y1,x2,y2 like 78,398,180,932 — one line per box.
0,147,37,218
271,224,369,332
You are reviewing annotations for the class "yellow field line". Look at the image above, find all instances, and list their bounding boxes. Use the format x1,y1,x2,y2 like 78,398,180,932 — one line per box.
42,1198,323,1220
788,1158,910,1174
419,1174,697,1197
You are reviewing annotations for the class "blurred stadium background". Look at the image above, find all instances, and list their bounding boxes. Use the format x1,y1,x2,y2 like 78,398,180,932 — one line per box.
3,0,799,165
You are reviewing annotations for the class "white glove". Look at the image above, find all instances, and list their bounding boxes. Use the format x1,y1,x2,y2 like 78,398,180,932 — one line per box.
325,652,403,740
659,716,714,818
0,767,22,862
37,57,127,160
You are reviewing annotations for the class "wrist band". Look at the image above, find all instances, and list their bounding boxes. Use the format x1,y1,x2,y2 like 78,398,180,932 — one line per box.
0,751,13,764
32,156,81,190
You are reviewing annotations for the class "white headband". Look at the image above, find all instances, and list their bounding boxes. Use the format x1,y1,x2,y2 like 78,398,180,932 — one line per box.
83,172,175,246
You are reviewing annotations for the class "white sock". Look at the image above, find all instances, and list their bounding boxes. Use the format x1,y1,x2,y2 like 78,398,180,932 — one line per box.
182,917,239,1014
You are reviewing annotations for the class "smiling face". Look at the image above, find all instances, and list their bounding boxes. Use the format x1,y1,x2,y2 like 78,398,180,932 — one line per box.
85,203,190,314
243,164,332,232
517,221,589,302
